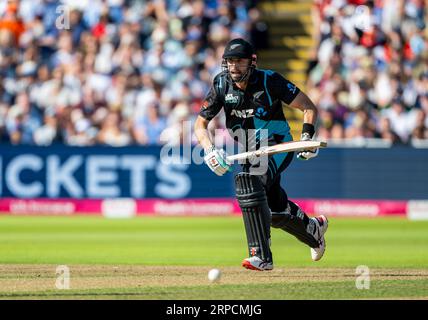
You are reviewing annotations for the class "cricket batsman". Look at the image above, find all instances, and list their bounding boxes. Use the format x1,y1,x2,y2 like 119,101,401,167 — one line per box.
194,38,328,271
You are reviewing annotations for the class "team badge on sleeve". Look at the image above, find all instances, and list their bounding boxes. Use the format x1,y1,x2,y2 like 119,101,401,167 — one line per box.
287,83,297,94
201,100,209,109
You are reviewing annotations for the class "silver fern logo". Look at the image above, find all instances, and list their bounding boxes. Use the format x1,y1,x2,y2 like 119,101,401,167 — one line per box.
253,91,264,99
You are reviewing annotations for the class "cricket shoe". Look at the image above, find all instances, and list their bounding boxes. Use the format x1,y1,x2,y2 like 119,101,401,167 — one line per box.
242,256,273,271
310,215,328,261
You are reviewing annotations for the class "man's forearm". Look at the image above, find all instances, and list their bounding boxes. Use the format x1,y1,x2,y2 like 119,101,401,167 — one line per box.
194,116,214,150
288,91,318,139
197,130,214,151
302,107,317,139
303,107,317,125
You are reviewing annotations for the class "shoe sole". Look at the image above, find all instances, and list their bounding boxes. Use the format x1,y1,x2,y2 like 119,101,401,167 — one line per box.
242,259,273,271
312,239,326,261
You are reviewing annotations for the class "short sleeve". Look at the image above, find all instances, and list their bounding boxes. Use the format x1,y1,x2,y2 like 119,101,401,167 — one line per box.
270,71,301,105
199,81,223,121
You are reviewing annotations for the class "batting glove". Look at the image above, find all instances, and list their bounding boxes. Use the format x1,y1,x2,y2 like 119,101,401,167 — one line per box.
204,145,232,176
297,128,319,161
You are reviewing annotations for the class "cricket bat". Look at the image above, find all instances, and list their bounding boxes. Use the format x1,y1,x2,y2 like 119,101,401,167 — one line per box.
226,140,327,162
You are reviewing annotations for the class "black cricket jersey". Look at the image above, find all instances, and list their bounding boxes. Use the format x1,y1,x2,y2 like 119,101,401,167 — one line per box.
199,69,300,149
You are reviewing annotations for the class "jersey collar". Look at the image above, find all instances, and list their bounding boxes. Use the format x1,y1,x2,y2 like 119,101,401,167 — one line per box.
248,69,259,84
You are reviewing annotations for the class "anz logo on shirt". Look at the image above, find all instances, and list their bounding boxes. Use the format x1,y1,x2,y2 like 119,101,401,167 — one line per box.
230,109,254,118
231,106,268,119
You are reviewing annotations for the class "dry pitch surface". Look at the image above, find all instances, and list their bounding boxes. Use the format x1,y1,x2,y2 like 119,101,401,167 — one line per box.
1,265,428,299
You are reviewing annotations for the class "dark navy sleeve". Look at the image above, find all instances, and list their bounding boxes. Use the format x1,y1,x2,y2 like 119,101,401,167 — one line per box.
199,75,224,121
269,71,301,105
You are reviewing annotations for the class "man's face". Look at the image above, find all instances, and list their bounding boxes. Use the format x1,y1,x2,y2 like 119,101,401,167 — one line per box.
226,57,251,82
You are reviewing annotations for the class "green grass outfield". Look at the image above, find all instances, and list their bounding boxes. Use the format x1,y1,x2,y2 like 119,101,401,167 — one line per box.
0,216,427,299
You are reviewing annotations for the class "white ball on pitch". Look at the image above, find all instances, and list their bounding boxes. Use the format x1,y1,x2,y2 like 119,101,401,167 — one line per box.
208,268,221,282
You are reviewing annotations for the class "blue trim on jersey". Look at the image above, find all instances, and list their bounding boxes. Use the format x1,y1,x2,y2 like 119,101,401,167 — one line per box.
218,76,223,90
253,117,293,178
272,153,288,169
253,118,292,140
265,153,288,179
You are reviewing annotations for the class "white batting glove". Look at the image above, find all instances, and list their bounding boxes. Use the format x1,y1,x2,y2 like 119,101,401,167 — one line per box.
204,145,232,176
297,133,319,161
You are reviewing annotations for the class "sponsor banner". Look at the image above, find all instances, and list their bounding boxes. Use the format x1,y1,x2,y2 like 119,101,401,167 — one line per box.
407,200,428,220
0,198,409,217
139,199,241,216
0,198,101,216
102,198,137,218
0,198,240,216
294,199,407,217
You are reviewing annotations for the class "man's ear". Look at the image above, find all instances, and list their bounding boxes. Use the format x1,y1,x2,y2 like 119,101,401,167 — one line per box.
251,54,257,67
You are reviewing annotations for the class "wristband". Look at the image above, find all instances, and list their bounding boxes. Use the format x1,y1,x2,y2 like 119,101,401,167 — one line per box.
302,123,315,139
204,145,215,155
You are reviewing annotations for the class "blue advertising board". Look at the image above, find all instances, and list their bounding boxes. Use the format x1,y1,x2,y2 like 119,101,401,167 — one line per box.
0,145,427,200
0,145,233,199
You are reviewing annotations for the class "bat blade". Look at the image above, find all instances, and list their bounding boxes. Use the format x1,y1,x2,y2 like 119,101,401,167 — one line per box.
226,141,327,162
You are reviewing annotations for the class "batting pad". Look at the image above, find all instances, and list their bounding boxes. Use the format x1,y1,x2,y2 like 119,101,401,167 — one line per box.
235,173,272,263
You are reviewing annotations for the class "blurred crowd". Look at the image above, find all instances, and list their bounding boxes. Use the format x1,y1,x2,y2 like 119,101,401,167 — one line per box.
0,0,265,146
308,0,428,145
1,0,427,148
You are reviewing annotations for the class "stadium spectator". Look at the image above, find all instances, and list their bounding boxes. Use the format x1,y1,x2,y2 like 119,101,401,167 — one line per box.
378,117,402,145
133,103,167,145
0,1,25,46
5,91,41,144
97,110,131,146
309,0,427,145
410,109,428,141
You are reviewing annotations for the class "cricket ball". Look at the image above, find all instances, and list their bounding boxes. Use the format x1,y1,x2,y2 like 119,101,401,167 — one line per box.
208,268,221,282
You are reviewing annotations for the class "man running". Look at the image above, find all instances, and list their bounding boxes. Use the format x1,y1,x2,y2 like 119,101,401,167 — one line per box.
194,38,328,271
